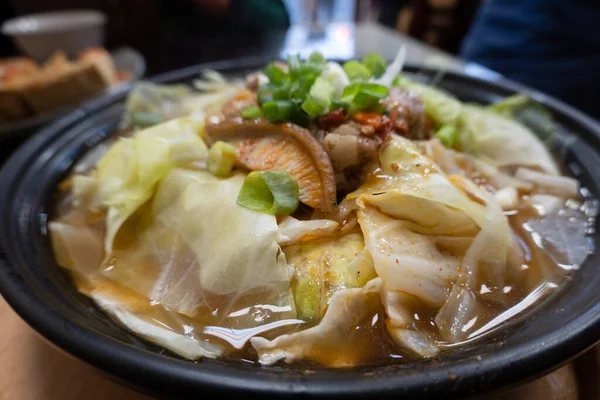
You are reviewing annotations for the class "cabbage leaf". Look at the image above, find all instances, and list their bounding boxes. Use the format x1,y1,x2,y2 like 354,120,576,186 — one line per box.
104,168,294,320
352,134,486,236
251,278,382,366
73,117,208,255
283,233,376,321
460,105,559,175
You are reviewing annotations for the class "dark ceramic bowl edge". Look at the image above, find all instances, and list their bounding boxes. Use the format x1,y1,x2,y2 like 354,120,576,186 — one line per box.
0,60,600,399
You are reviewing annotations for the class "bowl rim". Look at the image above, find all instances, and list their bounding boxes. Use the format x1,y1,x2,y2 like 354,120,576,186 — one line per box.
1,58,600,398
1,10,106,36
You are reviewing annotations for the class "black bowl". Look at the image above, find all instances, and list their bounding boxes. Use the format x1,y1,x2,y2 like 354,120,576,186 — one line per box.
1,59,600,399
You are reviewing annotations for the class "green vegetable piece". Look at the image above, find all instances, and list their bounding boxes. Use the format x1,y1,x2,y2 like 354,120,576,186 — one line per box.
131,112,163,128
435,125,459,148
257,82,277,104
272,84,291,101
342,60,372,81
237,171,299,215
263,63,289,86
353,90,381,108
291,74,318,102
487,94,555,142
240,105,262,119
308,51,326,65
399,79,462,127
487,94,530,118
301,97,326,117
262,100,294,122
341,82,389,114
331,100,350,111
208,141,237,177
300,77,334,117
391,74,403,87
363,53,387,78
287,54,301,79
300,62,325,76
289,104,312,127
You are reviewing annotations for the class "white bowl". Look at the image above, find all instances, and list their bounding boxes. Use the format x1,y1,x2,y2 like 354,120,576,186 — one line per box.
1,10,106,62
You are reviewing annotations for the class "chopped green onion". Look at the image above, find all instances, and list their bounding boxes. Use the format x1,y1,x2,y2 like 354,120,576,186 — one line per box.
240,105,262,119
262,100,294,122
263,63,289,86
289,105,312,127
307,77,335,110
308,51,326,65
237,171,299,215
257,82,277,104
131,112,163,128
341,83,389,114
353,90,382,109
356,83,389,97
363,53,387,78
331,100,350,111
301,97,326,117
272,84,291,100
300,62,325,76
287,54,301,79
208,141,237,177
435,125,459,148
343,60,372,81
340,82,361,103
289,74,317,103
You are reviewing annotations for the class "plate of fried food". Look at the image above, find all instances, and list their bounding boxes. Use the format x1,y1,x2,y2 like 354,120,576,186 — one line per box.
0,46,145,138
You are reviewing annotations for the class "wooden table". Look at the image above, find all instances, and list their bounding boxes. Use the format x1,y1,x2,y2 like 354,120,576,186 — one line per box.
0,294,584,400
0,297,151,400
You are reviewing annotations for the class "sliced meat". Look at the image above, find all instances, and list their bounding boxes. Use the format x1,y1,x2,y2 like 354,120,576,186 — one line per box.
322,122,381,195
381,87,426,139
323,123,380,171
205,120,337,212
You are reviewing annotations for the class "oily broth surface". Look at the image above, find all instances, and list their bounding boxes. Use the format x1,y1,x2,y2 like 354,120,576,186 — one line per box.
48,150,588,368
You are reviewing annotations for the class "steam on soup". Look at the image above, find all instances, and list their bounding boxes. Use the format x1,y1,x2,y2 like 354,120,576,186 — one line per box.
49,50,596,367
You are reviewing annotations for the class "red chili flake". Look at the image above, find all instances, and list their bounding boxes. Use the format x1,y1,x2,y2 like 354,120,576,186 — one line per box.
395,258,399,264
391,163,399,171
359,124,376,136
316,108,348,130
352,111,393,137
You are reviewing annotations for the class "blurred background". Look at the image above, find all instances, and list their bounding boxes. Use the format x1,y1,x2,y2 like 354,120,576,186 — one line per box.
1,0,598,119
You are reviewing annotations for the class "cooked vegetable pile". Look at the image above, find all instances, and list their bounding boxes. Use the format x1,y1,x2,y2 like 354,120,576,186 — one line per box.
49,50,595,367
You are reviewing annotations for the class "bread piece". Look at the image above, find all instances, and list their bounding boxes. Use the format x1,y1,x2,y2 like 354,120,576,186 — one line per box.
78,48,118,86
0,57,40,89
21,49,118,114
0,49,118,119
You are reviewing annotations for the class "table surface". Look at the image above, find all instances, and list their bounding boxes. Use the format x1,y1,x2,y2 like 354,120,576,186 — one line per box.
0,21,590,400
